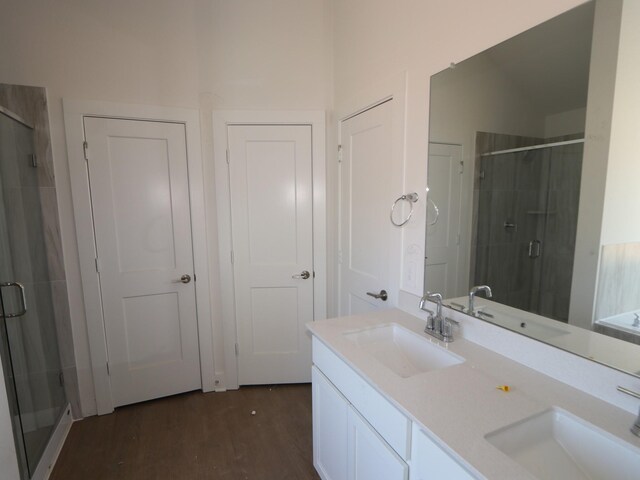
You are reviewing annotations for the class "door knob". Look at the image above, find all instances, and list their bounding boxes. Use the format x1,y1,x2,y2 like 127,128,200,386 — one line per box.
292,270,311,280
366,290,388,301
180,274,192,284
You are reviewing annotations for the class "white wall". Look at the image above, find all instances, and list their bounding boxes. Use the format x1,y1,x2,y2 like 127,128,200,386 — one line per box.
569,0,623,328
600,0,640,245
0,0,332,416
544,107,587,137
329,0,586,314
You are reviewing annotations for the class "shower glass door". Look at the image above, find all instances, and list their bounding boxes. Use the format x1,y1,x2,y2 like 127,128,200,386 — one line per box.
0,111,67,479
474,140,583,322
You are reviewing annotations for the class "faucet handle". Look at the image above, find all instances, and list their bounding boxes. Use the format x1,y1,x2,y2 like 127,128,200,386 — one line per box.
442,317,460,342
425,313,436,332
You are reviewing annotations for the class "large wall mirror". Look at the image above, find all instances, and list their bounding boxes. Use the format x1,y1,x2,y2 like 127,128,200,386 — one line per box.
425,0,640,377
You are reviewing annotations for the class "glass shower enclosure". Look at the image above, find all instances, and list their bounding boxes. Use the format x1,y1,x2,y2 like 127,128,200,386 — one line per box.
0,109,67,478
473,139,583,322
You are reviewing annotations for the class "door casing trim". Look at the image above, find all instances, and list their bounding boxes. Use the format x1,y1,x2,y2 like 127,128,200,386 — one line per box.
212,110,326,390
64,99,215,415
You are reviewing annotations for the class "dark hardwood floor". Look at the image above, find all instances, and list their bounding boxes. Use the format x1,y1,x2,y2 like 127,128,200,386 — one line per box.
51,385,320,480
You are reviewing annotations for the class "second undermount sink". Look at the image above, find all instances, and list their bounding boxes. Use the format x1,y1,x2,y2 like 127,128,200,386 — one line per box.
485,408,640,479
343,323,464,378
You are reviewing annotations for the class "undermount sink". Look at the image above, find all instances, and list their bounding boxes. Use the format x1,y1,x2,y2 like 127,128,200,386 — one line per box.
343,323,464,378
485,408,640,479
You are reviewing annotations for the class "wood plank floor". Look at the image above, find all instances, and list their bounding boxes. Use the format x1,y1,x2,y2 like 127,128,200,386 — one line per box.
51,385,320,480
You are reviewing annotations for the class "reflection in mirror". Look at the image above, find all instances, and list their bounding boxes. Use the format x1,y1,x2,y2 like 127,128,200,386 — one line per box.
424,0,640,377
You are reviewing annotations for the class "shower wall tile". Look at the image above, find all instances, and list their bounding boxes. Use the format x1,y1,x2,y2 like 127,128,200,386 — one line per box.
39,188,66,282
13,120,39,188
0,114,20,189
51,281,81,418
0,84,55,188
596,242,640,319
21,187,51,282
50,282,74,369
3,186,33,282
61,365,81,417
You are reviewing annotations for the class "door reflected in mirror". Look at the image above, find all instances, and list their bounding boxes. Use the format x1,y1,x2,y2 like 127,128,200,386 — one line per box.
425,0,640,377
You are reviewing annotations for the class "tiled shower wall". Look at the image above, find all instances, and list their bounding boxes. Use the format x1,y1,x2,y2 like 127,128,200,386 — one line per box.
473,132,583,322
0,84,80,416
596,242,640,312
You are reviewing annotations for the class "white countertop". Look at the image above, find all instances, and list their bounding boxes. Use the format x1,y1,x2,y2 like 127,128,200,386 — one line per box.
308,308,640,479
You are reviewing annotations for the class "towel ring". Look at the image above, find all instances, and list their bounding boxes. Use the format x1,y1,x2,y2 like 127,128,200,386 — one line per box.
427,197,440,226
390,192,419,227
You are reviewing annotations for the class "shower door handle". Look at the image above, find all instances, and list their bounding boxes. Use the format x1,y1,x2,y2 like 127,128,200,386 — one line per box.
528,240,542,259
0,282,27,318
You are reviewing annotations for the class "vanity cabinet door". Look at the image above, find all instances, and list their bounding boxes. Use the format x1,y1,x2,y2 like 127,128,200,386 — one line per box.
347,406,409,480
410,425,476,480
312,366,349,480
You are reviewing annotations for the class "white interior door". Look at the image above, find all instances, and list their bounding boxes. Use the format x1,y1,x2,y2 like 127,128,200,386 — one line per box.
339,101,394,316
424,143,463,298
228,124,314,385
83,117,201,408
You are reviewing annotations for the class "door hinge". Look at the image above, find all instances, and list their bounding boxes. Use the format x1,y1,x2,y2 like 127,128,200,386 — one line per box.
479,170,485,180
337,144,343,163
230,251,234,264
58,372,64,387
106,362,110,376
226,148,230,164
83,141,89,161
459,160,464,174
94,257,101,273
30,154,38,168
235,343,239,356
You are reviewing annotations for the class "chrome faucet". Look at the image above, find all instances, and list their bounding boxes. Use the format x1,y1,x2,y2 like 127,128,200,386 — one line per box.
617,386,640,437
419,292,459,342
468,285,492,315
421,291,442,317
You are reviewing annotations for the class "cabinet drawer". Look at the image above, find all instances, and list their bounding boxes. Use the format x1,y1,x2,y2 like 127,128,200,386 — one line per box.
313,337,411,459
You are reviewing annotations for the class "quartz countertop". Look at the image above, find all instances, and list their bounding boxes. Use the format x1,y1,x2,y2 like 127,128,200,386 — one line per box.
308,308,640,479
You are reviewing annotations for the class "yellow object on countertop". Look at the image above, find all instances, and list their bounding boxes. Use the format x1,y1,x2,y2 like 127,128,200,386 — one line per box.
496,385,510,392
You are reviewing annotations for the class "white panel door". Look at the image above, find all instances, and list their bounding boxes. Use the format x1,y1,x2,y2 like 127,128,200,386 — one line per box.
228,125,314,385
424,143,463,298
83,117,201,407
339,101,394,316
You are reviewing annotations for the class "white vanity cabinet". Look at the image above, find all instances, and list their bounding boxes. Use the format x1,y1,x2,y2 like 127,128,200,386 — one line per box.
312,366,408,480
312,336,478,480
410,424,476,480
312,366,348,480
312,337,410,480
347,404,409,480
